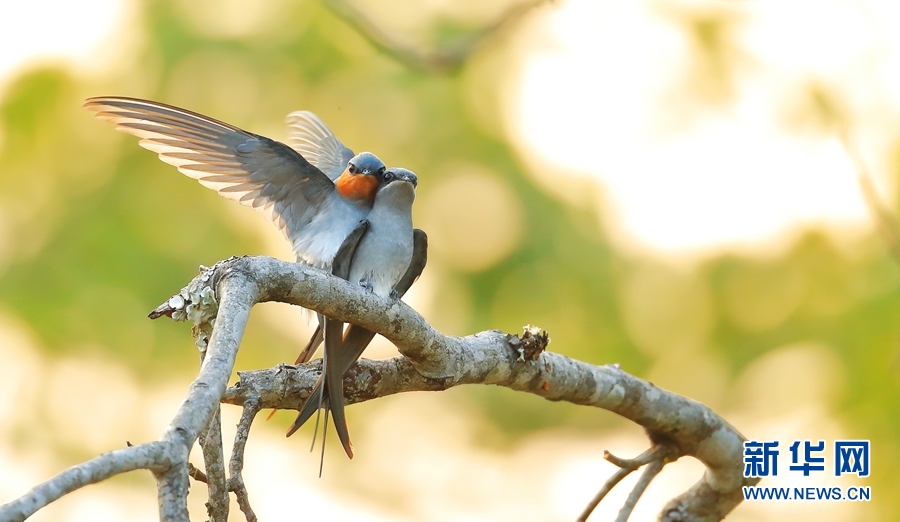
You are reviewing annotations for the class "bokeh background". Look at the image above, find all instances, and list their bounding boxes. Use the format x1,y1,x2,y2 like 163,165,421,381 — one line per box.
0,0,897,520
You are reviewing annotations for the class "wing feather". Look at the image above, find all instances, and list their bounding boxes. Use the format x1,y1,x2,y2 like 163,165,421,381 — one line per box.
85,96,336,243
285,111,355,181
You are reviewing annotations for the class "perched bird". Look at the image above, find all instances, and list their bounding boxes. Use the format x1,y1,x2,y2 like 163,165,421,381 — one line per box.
287,168,426,469
281,109,376,364
85,97,428,470
83,97,385,273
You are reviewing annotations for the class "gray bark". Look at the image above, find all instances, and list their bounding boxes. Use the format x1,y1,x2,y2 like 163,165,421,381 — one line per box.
0,256,755,522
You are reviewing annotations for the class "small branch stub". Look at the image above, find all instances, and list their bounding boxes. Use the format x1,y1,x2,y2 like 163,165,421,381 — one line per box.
507,324,550,362
148,258,240,349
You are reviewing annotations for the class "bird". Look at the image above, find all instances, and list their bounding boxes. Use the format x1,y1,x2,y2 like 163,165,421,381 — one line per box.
84,97,428,470
286,168,426,471
82,97,386,274
284,109,363,363
279,108,385,363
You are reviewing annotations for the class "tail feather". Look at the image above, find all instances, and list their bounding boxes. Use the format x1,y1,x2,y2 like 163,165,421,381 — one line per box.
318,408,329,478
324,316,353,458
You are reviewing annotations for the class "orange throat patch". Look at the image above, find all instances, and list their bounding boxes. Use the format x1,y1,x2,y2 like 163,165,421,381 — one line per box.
335,172,379,202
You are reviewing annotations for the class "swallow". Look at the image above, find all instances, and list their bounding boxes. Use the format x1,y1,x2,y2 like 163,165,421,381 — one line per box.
83,97,385,274
284,111,423,366
282,109,371,364
286,168,427,470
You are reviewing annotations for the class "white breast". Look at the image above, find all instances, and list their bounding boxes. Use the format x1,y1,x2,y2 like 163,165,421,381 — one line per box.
291,196,369,269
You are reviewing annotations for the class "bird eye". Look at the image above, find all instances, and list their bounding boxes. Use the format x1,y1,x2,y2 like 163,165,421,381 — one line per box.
348,164,357,174
383,170,394,181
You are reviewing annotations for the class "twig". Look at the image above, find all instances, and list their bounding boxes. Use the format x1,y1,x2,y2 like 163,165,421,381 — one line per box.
188,462,209,483
196,336,229,522
229,396,261,522
577,448,655,521
840,129,900,265
614,458,665,522
603,447,663,469
190,398,260,522
0,442,172,522
320,0,551,72
199,407,229,522
577,467,632,522
577,446,676,522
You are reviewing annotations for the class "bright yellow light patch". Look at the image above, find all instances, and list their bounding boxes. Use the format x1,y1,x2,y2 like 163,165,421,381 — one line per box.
507,0,899,257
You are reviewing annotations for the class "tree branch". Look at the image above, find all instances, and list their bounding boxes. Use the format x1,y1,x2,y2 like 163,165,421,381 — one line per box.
320,0,552,72
198,407,229,522
615,456,665,522
228,395,260,522
0,260,252,522
840,129,900,266
196,338,229,522
577,446,673,522
208,255,752,520
0,443,171,522
0,255,754,521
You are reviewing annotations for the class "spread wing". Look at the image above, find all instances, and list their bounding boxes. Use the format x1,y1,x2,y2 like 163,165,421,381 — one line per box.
84,96,336,242
285,111,354,181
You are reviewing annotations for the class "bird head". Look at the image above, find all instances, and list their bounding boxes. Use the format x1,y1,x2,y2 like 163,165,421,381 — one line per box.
382,168,418,188
347,152,386,177
336,152,386,202
377,167,418,207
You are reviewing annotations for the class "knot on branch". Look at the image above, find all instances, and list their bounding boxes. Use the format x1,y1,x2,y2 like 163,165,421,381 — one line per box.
506,324,550,362
149,257,241,349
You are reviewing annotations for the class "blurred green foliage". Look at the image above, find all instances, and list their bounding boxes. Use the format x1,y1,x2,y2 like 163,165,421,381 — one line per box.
0,0,898,519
